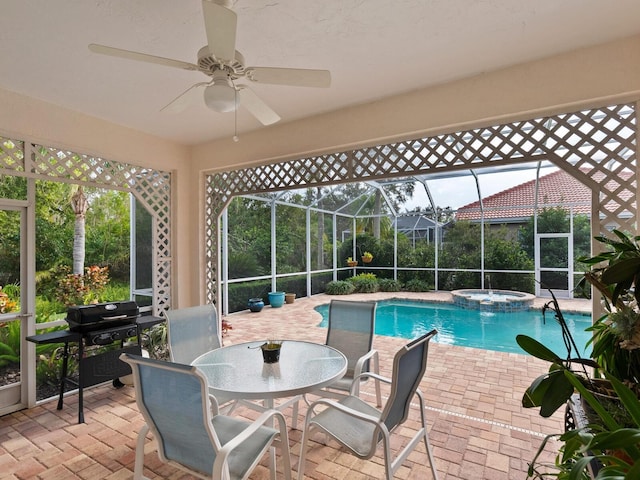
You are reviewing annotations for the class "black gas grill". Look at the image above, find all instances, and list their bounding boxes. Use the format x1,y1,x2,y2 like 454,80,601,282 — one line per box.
27,301,164,423
61,301,142,422
66,301,140,345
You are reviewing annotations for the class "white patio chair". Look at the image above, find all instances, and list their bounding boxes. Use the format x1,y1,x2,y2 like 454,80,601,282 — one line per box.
297,329,439,480
165,304,223,364
121,353,292,480
165,304,238,412
307,299,381,406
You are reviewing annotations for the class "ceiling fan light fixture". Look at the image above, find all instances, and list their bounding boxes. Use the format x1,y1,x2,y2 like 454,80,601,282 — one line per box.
203,77,238,113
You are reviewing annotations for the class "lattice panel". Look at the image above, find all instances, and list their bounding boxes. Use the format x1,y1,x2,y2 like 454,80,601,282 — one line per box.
0,137,25,171
543,104,637,232
205,103,637,303
0,141,172,314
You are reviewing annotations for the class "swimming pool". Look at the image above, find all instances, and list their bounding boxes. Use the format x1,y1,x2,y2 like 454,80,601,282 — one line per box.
316,299,593,355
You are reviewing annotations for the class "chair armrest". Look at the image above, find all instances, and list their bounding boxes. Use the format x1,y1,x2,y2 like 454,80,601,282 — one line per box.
215,408,288,458
208,394,220,415
352,349,379,379
308,398,384,428
349,372,391,396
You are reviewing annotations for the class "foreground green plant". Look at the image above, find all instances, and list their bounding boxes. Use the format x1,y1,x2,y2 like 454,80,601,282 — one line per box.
519,289,640,478
578,229,640,386
527,372,640,479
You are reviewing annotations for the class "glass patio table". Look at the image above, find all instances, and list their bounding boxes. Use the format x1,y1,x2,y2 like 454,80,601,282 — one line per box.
192,340,347,480
192,339,347,404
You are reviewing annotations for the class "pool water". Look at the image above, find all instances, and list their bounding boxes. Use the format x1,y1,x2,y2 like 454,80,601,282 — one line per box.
316,299,592,355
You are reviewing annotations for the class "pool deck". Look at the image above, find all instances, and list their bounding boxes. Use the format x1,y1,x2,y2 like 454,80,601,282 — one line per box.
0,292,591,479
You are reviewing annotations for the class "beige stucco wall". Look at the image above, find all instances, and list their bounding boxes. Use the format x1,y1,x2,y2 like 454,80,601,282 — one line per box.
1,34,639,308
0,87,196,307
191,34,640,172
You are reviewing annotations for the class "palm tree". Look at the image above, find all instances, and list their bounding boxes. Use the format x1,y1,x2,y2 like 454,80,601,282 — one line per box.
70,186,88,275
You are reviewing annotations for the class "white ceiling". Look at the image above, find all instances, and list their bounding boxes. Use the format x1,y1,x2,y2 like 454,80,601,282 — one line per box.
2,0,640,146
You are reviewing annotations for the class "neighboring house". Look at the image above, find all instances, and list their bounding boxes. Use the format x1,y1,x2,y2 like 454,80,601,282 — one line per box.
455,169,592,233
392,214,444,245
454,168,634,298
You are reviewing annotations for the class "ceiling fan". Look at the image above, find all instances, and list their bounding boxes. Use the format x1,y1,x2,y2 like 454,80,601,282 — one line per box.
88,0,331,126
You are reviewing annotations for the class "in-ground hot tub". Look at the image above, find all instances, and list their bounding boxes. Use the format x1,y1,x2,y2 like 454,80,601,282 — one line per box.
451,289,535,312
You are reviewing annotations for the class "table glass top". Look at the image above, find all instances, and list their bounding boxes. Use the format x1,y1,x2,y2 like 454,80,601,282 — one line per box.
192,340,347,399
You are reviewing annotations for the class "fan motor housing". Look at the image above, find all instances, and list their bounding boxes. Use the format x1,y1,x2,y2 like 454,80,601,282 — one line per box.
197,46,245,79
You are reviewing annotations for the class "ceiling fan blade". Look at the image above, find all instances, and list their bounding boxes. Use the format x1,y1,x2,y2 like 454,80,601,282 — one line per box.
88,44,198,71
246,67,331,88
161,82,210,113
202,0,237,61
238,87,281,125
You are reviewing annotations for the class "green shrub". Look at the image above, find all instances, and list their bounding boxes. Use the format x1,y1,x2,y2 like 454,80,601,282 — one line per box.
35,345,70,390
325,280,355,295
35,297,66,323
404,279,431,292
54,265,110,306
144,323,169,360
0,321,20,367
378,278,401,292
348,273,379,293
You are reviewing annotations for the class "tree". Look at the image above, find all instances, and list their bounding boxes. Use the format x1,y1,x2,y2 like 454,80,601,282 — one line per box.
70,186,88,275
84,189,131,280
372,183,415,239
518,207,591,266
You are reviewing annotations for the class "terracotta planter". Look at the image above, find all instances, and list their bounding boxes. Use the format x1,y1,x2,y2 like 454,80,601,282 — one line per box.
362,256,373,263
347,261,358,267
285,293,296,304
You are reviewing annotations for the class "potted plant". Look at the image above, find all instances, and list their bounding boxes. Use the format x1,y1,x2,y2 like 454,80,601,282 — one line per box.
260,340,282,363
578,230,640,388
517,293,640,478
517,291,599,418
517,230,640,478
362,251,373,263
346,257,358,267
525,371,640,479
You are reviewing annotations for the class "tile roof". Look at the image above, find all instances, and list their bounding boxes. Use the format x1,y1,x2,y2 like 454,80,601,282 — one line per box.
455,169,633,221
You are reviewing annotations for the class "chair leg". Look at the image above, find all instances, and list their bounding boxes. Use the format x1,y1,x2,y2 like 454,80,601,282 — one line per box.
422,429,439,480
133,424,150,480
275,418,293,480
297,418,314,480
417,391,439,480
291,396,300,430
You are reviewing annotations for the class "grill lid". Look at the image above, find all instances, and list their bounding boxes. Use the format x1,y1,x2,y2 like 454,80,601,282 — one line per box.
66,301,139,332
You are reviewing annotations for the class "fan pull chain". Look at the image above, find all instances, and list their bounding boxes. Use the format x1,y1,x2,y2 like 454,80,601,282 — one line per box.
233,87,239,142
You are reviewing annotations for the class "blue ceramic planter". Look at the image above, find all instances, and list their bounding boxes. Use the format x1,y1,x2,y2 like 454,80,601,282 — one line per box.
268,291,285,308
248,297,264,312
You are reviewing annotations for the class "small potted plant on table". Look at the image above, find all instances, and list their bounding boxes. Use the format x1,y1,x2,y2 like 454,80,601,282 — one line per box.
261,340,282,363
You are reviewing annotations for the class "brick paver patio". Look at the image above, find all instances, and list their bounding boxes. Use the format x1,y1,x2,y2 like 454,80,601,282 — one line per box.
0,292,591,479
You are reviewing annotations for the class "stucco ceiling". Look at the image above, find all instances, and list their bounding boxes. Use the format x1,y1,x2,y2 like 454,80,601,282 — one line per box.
2,0,640,146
